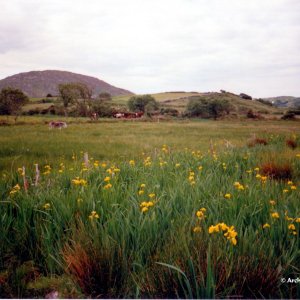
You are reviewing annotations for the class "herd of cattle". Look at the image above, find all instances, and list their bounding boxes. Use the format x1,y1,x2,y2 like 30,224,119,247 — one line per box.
49,111,144,129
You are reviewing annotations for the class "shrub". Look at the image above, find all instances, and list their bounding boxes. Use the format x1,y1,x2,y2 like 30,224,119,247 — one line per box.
281,112,296,120
0,87,29,117
128,95,159,113
186,97,233,119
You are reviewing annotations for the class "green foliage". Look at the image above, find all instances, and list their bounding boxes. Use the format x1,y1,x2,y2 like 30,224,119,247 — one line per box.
0,136,299,298
98,92,112,102
186,96,233,119
91,100,114,117
127,95,159,113
58,83,92,112
0,87,29,116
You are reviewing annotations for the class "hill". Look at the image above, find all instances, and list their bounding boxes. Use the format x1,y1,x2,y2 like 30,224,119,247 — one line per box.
112,91,281,115
262,96,300,108
0,70,133,98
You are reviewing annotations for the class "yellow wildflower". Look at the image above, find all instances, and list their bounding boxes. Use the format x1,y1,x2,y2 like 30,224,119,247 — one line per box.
43,203,51,209
149,193,155,199
104,176,111,182
89,210,99,220
288,224,296,231
269,200,276,206
290,185,297,190
141,207,149,213
103,183,112,190
193,226,202,233
224,193,231,199
140,183,146,188
283,189,289,193
263,223,270,229
138,190,144,195
271,212,280,219
129,160,135,166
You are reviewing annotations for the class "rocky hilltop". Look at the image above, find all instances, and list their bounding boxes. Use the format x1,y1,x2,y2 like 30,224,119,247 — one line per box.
0,70,133,98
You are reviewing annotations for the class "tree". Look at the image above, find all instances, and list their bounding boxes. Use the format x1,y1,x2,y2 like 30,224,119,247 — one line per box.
186,97,233,119
127,95,158,113
58,82,92,116
0,87,29,119
98,92,112,102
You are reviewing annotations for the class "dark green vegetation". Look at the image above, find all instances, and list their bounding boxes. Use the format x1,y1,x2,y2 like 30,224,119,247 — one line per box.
185,96,232,119
0,127,300,298
127,94,159,113
0,87,29,118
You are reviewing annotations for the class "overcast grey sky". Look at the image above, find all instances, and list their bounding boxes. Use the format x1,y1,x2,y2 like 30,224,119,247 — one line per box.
0,0,299,97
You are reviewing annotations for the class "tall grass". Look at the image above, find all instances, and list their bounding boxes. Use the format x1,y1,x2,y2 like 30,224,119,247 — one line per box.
0,132,299,298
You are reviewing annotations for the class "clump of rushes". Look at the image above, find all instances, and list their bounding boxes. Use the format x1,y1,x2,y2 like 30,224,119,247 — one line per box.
260,162,293,180
247,137,268,148
286,138,297,149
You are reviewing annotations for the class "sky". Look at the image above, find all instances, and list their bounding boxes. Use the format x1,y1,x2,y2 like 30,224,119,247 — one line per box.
0,0,299,97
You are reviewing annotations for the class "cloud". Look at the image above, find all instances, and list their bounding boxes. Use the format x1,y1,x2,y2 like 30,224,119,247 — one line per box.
0,0,299,97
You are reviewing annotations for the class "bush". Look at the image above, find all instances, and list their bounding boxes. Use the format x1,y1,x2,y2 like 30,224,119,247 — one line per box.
92,101,114,117
281,112,296,120
160,108,179,116
0,87,29,116
128,95,159,113
186,97,233,119
261,162,293,180
256,99,273,106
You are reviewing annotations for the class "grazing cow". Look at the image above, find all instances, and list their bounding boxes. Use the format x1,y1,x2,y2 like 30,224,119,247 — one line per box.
49,121,67,129
114,113,125,118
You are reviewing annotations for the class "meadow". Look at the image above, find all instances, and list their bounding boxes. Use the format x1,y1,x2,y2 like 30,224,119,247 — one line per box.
0,118,300,298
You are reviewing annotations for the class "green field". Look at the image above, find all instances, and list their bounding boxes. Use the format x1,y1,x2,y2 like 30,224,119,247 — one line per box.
0,119,300,298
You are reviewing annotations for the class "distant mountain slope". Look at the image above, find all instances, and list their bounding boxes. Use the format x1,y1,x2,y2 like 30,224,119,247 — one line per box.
263,96,300,108
0,70,133,98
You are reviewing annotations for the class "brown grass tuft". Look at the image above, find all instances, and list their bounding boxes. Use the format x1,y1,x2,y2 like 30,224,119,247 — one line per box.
286,139,297,149
261,162,293,180
247,138,268,147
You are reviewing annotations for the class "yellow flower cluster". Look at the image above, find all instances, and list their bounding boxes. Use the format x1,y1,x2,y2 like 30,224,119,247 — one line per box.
224,193,231,199
43,165,51,175
17,168,25,176
58,163,65,173
138,183,146,195
256,174,267,184
288,224,297,235
72,177,87,186
188,171,196,186
103,175,112,190
10,184,21,195
162,145,168,153
144,156,152,167
193,208,207,233
140,201,154,213
233,181,245,191
196,208,206,220
93,160,100,167
129,160,135,166
159,157,167,167
89,210,99,220
208,223,238,245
